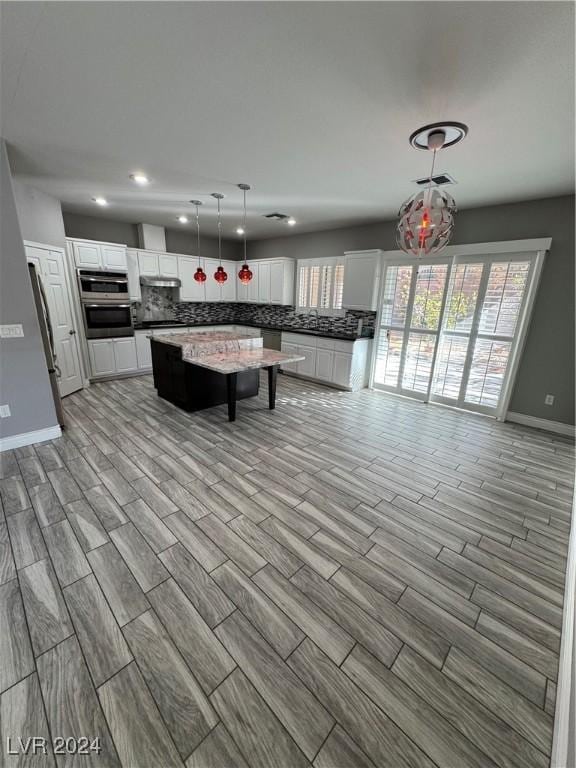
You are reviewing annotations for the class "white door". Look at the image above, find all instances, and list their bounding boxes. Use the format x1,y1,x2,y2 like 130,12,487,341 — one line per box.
258,262,271,303
113,338,138,373
270,262,284,304
179,258,205,302
138,251,159,275
73,242,101,268
101,246,127,271
159,253,179,277
26,244,83,397
88,340,115,376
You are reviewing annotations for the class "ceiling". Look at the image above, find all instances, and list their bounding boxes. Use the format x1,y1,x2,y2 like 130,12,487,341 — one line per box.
2,2,574,239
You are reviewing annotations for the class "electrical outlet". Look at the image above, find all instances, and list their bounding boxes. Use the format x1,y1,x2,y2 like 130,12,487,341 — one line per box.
0,404,11,418
544,394,555,406
0,324,24,338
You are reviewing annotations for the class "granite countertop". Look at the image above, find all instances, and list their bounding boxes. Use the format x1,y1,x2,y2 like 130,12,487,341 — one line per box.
149,331,262,363
187,348,305,375
135,320,374,341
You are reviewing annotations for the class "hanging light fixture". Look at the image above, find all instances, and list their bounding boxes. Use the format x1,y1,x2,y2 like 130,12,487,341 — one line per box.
397,121,468,257
237,183,253,284
190,200,206,283
211,192,228,283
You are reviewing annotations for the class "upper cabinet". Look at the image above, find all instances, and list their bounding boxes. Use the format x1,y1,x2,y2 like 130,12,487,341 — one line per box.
179,256,205,302
158,253,178,277
237,259,294,305
70,239,127,271
126,249,141,301
342,250,383,311
137,250,159,276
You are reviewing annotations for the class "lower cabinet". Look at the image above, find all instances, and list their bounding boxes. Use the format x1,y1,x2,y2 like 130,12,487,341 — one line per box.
88,337,139,378
281,332,370,391
135,332,153,369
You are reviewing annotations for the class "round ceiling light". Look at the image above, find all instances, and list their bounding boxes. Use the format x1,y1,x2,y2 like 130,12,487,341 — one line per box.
287,217,296,226
177,215,189,224
409,121,468,150
130,173,149,185
92,196,108,206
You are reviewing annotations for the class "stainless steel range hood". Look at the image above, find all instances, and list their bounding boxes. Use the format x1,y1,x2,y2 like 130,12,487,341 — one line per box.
140,276,181,288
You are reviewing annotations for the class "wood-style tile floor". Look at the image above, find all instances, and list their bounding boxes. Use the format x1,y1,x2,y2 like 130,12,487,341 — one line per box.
1,372,573,767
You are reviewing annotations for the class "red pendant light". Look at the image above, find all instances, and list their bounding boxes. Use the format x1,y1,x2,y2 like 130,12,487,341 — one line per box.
237,183,253,284
191,200,206,282
211,192,228,283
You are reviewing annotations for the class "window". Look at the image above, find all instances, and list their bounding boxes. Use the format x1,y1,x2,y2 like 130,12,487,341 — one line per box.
297,258,345,314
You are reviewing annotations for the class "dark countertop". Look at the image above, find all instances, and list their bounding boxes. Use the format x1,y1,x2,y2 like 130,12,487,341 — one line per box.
133,320,374,341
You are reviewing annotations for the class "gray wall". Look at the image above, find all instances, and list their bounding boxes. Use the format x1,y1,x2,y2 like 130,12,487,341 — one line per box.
0,141,59,440
249,195,575,426
13,181,67,249
62,211,243,260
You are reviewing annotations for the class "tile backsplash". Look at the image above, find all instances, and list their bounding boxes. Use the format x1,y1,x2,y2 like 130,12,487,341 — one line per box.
131,286,177,323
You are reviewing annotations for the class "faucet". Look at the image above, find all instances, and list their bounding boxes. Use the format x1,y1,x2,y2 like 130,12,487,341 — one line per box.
308,309,319,329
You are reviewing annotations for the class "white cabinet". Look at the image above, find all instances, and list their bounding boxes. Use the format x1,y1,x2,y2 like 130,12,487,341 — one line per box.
126,249,141,301
135,332,152,369
258,263,271,303
138,251,160,276
342,250,382,311
101,245,127,271
88,340,116,377
179,257,205,302
281,332,370,391
70,239,127,272
158,253,178,277
221,262,237,302
113,338,138,372
270,261,284,304
204,259,222,302
247,262,259,303
87,337,138,378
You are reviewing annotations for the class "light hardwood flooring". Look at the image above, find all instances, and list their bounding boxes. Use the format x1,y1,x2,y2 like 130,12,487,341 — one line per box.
0,372,573,767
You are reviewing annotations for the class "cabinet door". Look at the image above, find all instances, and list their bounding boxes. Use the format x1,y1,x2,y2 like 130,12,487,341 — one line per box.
247,262,259,302
270,261,284,304
113,338,138,372
221,262,237,302
332,352,353,388
179,258,205,302
135,333,152,369
101,246,127,271
280,342,299,372
138,251,159,275
258,263,271,303
297,344,317,377
88,340,115,376
236,278,250,303
342,253,380,310
204,259,223,302
73,242,101,268
158,253,178,277
126,250,141,301
315,349,334,382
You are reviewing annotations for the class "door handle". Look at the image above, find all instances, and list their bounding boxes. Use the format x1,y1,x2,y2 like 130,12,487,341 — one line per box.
69,329,76,335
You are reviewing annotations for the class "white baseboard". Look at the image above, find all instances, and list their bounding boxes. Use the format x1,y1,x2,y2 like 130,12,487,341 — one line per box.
506,411,575,437
552,494,576,768
0,425,61,452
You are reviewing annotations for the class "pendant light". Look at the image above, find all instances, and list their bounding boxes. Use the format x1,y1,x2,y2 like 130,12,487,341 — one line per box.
237,183,253,284
211,192,228,283
190,200,207,283
397,121,468,257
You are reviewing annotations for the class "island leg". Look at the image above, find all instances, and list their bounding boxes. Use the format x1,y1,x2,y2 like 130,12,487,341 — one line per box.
227,373,237,422
267,365,278,410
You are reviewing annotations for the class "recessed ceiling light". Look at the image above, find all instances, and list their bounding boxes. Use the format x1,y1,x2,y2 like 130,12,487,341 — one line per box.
92,196,108,206
236,227,245,235
130,173,149,185
287,217,296,226
177,215,189,224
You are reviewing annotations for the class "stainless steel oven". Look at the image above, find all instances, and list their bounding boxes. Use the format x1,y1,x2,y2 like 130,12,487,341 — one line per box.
77,269,129,301
81,302,134,339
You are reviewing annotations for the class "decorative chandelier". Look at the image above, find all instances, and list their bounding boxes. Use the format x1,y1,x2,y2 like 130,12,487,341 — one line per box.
397,121,468,257
237,183,253,284
211,192,228,283
191,200,207,283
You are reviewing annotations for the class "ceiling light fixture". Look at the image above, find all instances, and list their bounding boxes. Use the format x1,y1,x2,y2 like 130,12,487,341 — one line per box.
177,215,189,224
190,201,206,283
236,227,245,236
287,217,296,226
130,173,149,185
397,121,468,257
237,184,253,285
92,196,108,206
211,193,228,284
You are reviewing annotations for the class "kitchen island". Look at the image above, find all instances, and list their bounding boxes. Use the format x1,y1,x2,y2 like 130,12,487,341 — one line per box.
150,331,304,421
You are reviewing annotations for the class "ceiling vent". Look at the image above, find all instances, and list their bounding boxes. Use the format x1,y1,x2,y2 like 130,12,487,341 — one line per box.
414,172,456,187
264,212,289,220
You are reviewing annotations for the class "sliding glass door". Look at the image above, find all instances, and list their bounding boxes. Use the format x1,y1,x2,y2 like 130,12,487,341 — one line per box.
372,252,538,418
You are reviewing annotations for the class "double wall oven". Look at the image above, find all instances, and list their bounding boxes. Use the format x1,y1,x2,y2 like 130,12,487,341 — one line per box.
77,269,134,339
